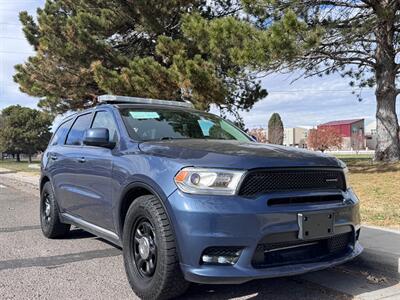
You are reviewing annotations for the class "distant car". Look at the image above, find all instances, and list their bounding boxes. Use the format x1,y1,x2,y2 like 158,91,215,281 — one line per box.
40,95,362,300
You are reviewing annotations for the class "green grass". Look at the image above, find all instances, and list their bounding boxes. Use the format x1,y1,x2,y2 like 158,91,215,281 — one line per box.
0,160,40,173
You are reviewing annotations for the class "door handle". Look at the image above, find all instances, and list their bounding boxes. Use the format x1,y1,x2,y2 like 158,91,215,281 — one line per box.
77,157,86,163
50,155,58,161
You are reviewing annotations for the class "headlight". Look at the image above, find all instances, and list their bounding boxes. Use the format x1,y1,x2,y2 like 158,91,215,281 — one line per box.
343,167,350,188
174,167,245,195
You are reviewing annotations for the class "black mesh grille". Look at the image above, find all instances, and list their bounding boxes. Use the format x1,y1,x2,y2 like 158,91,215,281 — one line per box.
327,232,352,253
202,247,243,257
239,169,346,196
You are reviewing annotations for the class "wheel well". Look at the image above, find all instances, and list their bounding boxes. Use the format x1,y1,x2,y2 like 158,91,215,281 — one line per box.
119,186,153,236
40,176,50,193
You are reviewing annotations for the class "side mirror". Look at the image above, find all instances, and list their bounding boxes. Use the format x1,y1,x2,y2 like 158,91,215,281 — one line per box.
251,135,259,142
83,128,115,149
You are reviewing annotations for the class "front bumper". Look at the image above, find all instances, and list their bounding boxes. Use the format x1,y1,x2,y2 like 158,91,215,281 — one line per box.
167,188,362,284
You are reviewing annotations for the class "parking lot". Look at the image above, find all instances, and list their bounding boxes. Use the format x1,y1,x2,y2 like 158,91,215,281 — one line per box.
0,175,399,300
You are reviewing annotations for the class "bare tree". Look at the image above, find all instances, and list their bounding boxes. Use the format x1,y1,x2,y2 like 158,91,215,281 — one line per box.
238,0,400,161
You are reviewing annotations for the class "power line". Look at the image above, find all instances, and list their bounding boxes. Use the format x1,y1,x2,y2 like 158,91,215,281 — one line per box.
0,50,34,55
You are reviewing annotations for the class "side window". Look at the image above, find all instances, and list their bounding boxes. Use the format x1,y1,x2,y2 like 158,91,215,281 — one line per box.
50,119,73,146
91,111,118,142
65,113,92,146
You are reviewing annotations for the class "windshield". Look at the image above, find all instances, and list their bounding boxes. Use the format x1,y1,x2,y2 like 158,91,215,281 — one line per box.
119,107,251,142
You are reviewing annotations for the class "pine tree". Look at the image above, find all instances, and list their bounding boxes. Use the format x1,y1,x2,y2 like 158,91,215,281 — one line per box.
268,113,283,145
0,106,52,162
14,0,267,122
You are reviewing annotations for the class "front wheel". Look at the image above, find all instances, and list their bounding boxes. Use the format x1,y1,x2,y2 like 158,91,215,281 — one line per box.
122,195,189,300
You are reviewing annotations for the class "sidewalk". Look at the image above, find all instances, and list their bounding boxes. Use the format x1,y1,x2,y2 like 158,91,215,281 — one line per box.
0,167,40,190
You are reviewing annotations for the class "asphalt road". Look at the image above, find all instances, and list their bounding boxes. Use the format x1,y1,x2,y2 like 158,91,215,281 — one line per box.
0,176,399,300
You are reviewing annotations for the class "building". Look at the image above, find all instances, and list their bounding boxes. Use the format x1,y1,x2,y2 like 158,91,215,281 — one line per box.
283,127,308,148
318,119,365,150
365,121,377,150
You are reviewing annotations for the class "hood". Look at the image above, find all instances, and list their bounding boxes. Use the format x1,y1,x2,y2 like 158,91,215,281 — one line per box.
138,139,343,169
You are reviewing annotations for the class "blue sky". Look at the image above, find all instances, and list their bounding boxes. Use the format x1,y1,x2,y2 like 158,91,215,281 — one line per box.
0,0,386,129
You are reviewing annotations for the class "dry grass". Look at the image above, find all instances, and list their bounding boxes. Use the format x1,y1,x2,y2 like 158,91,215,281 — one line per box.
338,156,400,228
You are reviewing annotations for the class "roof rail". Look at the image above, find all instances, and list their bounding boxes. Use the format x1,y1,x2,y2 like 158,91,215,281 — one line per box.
97,94,194,109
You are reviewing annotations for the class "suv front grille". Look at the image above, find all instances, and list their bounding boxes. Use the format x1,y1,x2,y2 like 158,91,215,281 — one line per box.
238,169,346,197
252,232,353,268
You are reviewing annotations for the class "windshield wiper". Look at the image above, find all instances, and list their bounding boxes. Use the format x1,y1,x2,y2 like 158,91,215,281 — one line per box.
159,137,190,141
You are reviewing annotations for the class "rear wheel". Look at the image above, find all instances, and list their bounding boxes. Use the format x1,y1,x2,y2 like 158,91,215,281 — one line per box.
40,182,70,238
122,195,189,300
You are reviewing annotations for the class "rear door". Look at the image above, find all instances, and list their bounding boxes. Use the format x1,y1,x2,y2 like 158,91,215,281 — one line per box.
56,112,93,216
46,118,74,211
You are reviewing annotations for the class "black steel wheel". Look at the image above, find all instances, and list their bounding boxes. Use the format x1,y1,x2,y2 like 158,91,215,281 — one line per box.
42,192,52,226
133,218,157,278
122,195,189,300
40,181,70,238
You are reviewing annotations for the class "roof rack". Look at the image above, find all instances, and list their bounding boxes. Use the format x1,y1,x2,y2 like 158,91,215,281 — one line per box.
97,94,194,109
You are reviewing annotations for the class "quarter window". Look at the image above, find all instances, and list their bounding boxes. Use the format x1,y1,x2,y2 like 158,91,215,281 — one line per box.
65,113,92,146
50,119,73,146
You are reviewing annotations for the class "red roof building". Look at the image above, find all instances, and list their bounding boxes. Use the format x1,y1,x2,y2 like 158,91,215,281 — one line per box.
318,119,365,150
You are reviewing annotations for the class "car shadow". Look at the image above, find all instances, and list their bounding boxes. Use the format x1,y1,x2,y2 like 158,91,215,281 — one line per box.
66,228,95,240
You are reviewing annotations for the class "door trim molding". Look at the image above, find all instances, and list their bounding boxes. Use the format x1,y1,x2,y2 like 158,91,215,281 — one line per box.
61,213,121,247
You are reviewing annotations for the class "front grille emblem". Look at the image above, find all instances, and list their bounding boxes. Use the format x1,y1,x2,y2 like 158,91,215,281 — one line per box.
325,178,338,183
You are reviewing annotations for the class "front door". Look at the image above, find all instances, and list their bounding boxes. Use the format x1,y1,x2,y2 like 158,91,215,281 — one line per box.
70,110,119,231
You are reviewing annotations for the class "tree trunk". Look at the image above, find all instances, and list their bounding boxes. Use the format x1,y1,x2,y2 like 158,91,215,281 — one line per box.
375,89,400,162
28,154,32,164
16,153,20,162
374,7,400,162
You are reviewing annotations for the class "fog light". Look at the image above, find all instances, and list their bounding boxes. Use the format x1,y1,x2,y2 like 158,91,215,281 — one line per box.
202,255,213,263
201,247,242,265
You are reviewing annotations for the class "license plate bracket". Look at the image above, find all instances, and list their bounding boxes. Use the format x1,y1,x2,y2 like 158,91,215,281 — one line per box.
298,211,335,240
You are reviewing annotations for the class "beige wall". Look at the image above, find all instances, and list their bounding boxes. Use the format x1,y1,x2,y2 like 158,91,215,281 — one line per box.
284,127,308,147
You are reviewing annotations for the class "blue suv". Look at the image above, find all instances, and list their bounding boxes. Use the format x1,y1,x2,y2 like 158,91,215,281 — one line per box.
40,95,362,299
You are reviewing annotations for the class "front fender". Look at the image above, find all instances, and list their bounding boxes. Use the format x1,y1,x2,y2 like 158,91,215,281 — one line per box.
114,175,178,240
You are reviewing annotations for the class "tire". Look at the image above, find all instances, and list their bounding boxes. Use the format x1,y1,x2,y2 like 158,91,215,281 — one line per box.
122,195,189,300
40,181,70,238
